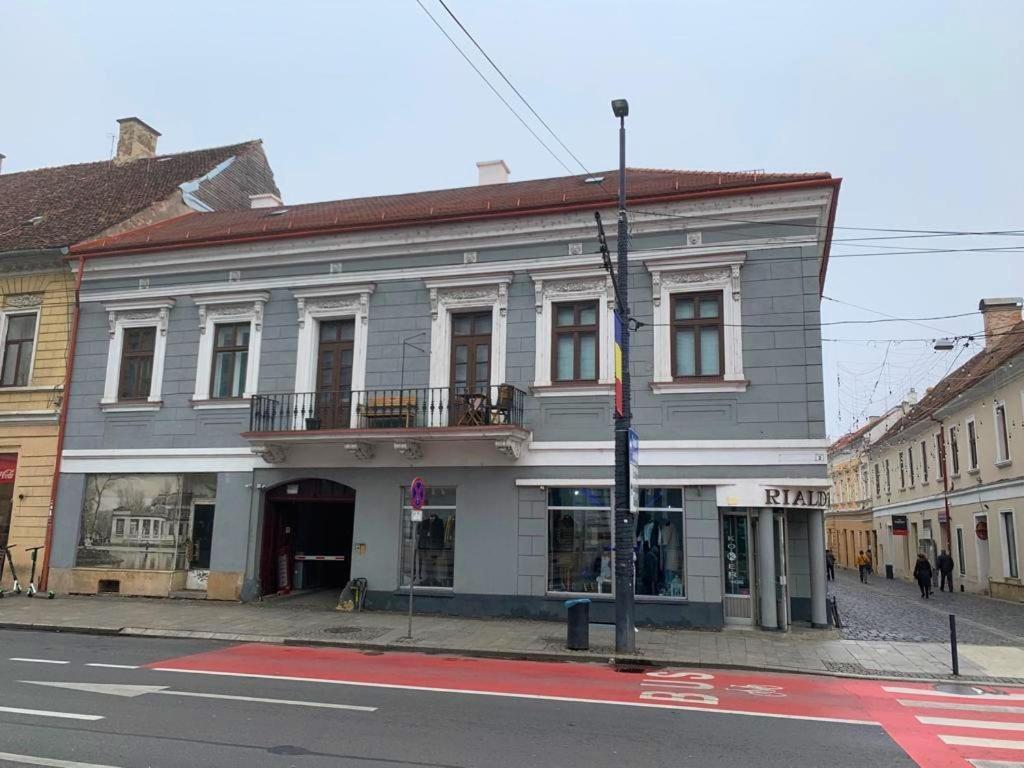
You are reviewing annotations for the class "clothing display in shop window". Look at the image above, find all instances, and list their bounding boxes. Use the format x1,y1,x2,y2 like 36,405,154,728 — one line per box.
636,511,683,597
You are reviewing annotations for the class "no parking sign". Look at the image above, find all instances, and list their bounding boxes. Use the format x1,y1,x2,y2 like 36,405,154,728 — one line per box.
410,477,426,522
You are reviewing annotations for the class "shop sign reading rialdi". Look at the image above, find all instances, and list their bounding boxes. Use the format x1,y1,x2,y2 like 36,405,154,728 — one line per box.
763,487,830,508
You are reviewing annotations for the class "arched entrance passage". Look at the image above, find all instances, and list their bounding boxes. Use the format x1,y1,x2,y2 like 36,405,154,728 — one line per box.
260,479,355,595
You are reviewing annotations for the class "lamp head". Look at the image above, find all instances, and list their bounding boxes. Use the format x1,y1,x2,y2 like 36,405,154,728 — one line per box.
611,99,629,118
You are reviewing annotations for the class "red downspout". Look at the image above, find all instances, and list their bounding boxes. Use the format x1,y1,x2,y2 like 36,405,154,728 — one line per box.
932,416,953,556
39,252,85,591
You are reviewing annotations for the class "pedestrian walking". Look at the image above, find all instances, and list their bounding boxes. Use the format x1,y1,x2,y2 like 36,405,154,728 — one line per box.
856,550,870,583
865,548,874,576
825,549,836,581
936,549,955,592
913,553,933,598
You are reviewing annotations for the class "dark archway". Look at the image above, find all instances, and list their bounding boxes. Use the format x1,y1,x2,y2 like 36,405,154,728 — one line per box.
260,478,356,595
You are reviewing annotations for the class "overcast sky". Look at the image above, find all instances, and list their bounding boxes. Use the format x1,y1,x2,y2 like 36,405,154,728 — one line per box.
5,1,1022,439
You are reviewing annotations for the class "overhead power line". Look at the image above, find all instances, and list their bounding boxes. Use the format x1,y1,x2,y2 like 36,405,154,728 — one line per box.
413,0,576,176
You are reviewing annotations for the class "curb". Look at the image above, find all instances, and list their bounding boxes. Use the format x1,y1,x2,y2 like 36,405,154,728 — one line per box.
3,620,1017,687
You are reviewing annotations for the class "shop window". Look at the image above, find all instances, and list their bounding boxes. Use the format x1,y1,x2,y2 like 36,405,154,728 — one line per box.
400,486,455,589
76,473,217,571
955,527,966,576
547,487,611,593
636,488,685,598
0,313,37,387
0,455,15,553
1001,511,1019,579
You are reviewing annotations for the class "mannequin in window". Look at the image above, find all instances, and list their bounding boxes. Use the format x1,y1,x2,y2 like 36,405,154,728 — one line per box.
660,513,682,596
417,511,445,586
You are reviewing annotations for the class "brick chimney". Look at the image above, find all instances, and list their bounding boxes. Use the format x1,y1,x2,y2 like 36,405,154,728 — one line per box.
0,153,5,174
477,159,509,185
978,297,1023,346
115,117,161,163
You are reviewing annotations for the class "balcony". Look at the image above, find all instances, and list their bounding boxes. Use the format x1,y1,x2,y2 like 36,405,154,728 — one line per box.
244,385,529,463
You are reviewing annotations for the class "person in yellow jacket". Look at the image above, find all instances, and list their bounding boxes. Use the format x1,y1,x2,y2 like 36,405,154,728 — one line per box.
855,551,870,583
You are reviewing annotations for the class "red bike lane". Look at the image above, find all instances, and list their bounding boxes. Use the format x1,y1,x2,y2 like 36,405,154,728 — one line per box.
148,643,1024,768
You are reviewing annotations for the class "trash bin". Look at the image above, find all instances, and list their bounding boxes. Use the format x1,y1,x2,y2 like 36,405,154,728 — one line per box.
565,598,591,650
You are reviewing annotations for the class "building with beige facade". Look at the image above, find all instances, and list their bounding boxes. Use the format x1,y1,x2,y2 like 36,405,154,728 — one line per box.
868,297,1024,602
826,400,910,569
0,119,278,587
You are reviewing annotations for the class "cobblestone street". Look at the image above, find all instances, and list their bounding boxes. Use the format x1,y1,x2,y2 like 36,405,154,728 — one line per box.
828,566,1024,645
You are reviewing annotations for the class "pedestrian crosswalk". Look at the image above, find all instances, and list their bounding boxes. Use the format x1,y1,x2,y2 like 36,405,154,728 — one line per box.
883,685,1024,768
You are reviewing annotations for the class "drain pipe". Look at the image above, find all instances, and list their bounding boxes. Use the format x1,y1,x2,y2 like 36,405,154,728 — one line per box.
39,251,85,591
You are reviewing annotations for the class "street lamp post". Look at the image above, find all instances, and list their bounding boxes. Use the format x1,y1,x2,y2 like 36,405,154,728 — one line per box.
611,98,635,654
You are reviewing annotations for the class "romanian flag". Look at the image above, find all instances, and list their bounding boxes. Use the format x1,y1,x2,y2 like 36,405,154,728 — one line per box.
614,312,624,417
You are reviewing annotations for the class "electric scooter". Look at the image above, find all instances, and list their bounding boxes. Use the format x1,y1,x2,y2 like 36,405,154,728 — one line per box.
23,545,43,597
0,544,22,597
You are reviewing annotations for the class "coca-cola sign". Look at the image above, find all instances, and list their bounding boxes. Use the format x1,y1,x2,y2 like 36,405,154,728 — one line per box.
0,454,17,484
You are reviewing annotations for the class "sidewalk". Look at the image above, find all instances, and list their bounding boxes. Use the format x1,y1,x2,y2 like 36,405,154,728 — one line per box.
0,590,1020,684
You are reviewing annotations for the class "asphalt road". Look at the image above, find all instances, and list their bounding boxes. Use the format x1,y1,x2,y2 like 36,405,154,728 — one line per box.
0,629,916,768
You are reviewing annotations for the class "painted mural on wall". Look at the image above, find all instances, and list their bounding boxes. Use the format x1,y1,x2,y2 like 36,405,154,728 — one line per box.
76,473,216,571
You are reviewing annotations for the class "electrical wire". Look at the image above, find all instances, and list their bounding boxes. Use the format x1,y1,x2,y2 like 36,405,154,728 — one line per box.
413,0,576,176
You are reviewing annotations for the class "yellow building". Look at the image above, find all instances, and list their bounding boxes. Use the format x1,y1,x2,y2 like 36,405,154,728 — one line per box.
0,118,278,586
868,298,1024,602
826,402,910,569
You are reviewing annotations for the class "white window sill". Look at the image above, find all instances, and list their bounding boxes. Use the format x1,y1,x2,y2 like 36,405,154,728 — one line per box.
99,401,162,412
995,459,1012,469
968,468,980,475
192,400,251,410
0,384,64,393
531,383,614,397
650,379,748,394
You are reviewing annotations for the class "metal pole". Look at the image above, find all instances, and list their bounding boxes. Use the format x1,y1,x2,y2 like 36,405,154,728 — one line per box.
949,614,959,676
407,520,418,639
613,108,635,654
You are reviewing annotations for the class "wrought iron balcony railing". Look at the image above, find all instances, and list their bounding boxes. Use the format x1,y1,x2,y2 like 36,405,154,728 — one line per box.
249,385,526,433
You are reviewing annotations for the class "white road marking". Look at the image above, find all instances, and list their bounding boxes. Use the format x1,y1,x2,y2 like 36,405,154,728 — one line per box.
21,681,376,713
884,686,1024,701
165,690,376,712
0,753,121,768
9,658,69,665
150,667,878,725
85,664,138,670
899,699,1024,715
0,706,102,722
940,735,1024,750
918,716,1024,732
968,760,1024,768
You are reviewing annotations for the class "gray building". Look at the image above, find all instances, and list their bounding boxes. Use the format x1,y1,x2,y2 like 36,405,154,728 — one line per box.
50,164,839,630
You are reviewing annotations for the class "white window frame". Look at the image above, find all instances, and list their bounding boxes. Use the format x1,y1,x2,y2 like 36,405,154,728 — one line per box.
102,299,175,410
292,285,374,425
645,253,747,394
935,431,945,481
425,274,511,398
192,291,269,406
920,439,929,484
0,304,42,389
999,509,1019,579
966,416,979,472
994,400,1011,465
949,424,961,477
529,267,616,395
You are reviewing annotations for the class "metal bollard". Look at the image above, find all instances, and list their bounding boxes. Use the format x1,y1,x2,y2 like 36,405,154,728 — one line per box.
565,598,591,650
949,614,959,676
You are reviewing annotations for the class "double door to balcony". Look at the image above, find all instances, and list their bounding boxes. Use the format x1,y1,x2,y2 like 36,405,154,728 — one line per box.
315,319,354,429
311,312,492,430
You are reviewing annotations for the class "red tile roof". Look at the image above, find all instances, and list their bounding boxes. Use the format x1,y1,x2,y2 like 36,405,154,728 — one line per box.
0,141,271,253
881,321,1024,441
73,168,836,257
829,417,880,455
